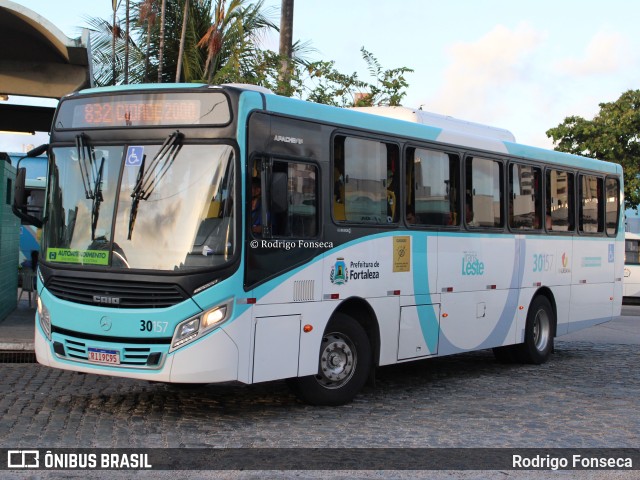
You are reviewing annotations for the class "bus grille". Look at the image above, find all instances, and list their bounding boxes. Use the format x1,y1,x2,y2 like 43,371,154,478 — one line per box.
47,277,188,308
57,337,165,369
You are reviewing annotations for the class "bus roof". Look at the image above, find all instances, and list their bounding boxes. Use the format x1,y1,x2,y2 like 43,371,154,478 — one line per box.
63,83,622,176
74,82,207,96
350,106,516,143
261,91,621,176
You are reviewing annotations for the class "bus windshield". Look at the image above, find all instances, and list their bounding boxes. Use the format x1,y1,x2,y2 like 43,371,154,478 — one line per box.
43,142,236,271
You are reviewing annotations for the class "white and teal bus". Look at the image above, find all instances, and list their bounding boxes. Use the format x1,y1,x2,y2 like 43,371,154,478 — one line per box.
21,83,623,405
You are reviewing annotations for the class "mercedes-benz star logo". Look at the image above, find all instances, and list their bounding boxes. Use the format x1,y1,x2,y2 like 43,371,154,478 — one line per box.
100,317,112,331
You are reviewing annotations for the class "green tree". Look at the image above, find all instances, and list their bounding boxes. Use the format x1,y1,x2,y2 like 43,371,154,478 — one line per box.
138,0,158,82
249,47,413,108
158,0,167,82
175,0,190,82
84,14,143,86
86,0,275,85
546,89,640,211
197,0,276,84
84,3,413,109
357,47,413,107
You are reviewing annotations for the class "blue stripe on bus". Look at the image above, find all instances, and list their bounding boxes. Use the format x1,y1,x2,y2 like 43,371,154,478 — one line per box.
412,235,438,352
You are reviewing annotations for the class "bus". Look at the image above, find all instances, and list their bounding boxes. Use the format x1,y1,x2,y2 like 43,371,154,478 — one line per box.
624,232,640,302
20,83,623,405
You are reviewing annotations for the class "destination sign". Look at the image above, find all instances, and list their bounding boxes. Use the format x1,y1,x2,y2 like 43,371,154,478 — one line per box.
55,91,231,129
79,100,200,127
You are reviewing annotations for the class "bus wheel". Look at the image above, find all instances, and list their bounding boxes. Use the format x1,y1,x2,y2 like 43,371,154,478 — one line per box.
516,295,554,364
289,313,371,406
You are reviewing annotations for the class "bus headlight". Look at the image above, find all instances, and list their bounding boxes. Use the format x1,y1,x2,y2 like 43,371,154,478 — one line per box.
37,296,51,341
202,305,227,331
170,300,232,352
177,317,200,341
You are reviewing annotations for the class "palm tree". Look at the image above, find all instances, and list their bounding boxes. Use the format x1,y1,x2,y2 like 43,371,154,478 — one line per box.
175,0,190,82
197,0,275,84
277,0,293,94
87,0,276,85
85,12,144,86
198,0,226,83
145,0,214,83
158,0,167,82
112,0,120,84
124,0,131,84
138,0,158,82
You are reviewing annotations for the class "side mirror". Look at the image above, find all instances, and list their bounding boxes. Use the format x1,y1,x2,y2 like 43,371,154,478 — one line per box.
11,144,48,228
14,167,26,208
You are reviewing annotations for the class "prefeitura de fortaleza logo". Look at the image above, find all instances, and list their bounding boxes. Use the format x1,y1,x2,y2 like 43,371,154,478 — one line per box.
329,257,348,285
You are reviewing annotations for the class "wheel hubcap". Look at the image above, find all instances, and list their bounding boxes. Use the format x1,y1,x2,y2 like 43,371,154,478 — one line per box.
533,309,551,352
316,333,357,389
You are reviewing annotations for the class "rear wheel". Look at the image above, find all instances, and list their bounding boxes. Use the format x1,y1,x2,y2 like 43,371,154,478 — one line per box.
289,313,371,406
516,295,554,364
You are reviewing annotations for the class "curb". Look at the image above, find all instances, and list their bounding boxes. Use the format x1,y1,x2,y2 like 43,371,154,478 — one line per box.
0,341,35,352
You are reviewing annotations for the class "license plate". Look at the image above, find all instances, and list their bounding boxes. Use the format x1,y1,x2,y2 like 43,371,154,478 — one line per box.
88,347,120,365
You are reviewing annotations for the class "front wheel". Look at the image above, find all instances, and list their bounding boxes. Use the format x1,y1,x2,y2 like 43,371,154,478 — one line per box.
516,295,555,364
289,313,371,406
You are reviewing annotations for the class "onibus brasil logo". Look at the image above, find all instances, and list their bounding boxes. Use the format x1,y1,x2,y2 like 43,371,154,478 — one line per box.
330,257,348,285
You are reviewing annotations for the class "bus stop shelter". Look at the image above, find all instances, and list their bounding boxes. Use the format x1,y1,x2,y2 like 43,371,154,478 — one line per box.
0,0,91,322
0,0,91,132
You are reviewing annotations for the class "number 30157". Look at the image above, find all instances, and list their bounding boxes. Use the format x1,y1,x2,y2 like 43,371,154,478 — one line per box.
140,320,168,333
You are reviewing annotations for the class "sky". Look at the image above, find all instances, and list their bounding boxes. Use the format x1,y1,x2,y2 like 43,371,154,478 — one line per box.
4,0,640,152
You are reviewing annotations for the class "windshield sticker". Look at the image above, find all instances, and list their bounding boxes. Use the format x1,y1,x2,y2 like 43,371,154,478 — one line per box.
125,146,144,167
47,248,109,266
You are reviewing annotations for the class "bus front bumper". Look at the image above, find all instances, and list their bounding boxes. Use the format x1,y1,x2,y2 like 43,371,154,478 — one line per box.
35,322,240,384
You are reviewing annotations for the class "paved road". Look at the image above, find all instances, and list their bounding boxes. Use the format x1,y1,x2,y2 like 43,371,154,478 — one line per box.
1,309,639,479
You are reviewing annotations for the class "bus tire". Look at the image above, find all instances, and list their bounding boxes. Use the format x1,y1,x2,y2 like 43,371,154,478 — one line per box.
289,313,371,406
516,295,554,364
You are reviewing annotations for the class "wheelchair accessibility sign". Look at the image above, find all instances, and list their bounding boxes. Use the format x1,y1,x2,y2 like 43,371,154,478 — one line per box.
126,146,144,166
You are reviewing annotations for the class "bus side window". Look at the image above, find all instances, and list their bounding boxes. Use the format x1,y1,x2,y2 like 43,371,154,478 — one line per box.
605,177,620,235
509,163,541,230
579,174,603,233
626,238,640,264
386,145,399,223
466,156,503,228
546,169,574,232
407,147,459,226
335,135,398,224
270,161,318,238
333,139,346,221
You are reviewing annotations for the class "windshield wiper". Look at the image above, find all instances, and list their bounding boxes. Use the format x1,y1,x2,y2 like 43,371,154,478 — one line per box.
127,130,183,239
75,134,105,240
